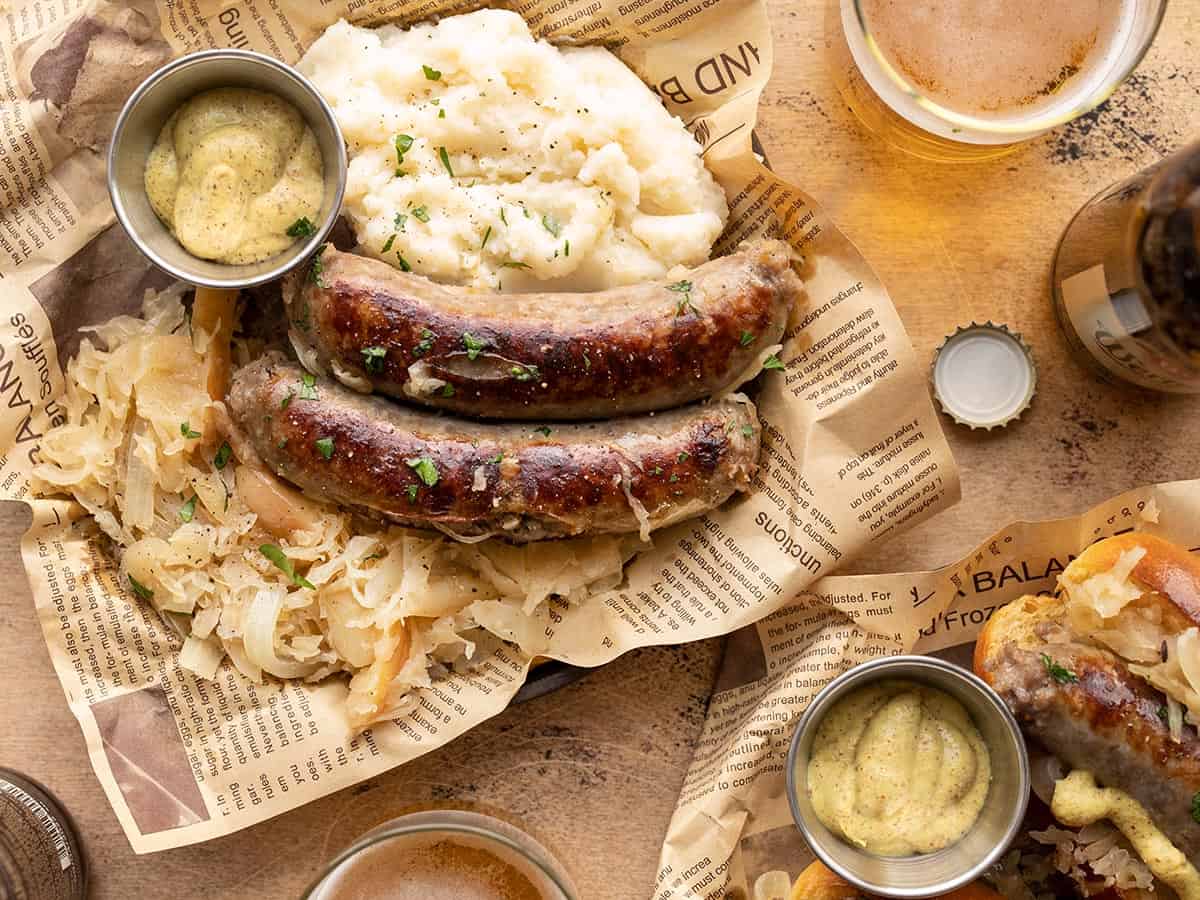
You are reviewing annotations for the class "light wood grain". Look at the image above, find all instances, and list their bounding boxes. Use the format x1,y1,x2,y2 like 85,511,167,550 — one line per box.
2,4,1198,898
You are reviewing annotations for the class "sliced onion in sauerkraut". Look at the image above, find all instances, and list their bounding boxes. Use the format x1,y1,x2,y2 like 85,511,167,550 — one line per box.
243,587,323,679
180,635,225,680
32,286,641,728
1168,695,1186,743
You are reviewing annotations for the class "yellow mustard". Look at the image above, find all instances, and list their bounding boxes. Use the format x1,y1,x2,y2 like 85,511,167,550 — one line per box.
807,680,991,856
1053,770,1200,900
144,87,323,265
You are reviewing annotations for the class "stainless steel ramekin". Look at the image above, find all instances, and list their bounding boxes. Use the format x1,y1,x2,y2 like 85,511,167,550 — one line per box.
786,655,1029,898
107,49,346,289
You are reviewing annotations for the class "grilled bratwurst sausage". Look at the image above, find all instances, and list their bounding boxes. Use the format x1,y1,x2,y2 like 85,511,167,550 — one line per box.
284,240,797,420
976,594,1200,863
227,355,760,542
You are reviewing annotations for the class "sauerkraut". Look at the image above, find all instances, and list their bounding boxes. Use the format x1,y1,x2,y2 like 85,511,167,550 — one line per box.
989,825,1158,900
1060,546,1200,738
33,288,641,728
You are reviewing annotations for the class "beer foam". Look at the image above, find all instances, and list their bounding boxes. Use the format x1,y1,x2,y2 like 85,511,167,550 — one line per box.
313,838,550,900
858,0,1129,119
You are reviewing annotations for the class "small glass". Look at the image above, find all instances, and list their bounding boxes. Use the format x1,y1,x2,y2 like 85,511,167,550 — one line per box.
824,0,1168,162
301,810,578,900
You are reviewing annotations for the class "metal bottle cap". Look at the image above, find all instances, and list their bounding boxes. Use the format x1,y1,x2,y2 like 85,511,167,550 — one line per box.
931,322,1037,430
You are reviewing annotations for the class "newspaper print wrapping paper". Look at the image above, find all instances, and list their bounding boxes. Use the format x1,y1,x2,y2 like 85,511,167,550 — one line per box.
654,479,1200,899
0,0,958,852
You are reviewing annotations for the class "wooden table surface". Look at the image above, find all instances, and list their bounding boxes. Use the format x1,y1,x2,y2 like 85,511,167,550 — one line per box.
2,4,1199,898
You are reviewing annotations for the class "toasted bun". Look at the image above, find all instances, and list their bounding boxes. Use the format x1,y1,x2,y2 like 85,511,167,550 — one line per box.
788,862,1002,899
975,534,1200,704
1064,533,1200,628
972,591,1066,677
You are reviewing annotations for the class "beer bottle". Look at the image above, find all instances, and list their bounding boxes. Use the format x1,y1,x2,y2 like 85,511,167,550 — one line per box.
1053,140,1200,392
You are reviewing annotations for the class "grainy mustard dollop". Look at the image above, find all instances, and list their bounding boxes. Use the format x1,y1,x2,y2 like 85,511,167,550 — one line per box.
145,87,323,265
807,679,992,856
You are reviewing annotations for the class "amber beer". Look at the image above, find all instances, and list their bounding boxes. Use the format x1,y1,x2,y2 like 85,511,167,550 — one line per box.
1053,141,1200,393
302,811,576,900
825,0,1166,161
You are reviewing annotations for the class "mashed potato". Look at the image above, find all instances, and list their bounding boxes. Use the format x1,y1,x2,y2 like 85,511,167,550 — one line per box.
298,11,727,291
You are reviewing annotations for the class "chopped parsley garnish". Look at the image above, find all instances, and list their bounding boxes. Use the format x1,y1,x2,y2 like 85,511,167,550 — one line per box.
1158,705,1170,722
740,331,756,347
500,207,508,226
533,426,552,437
394,133,415,167
762,354,785,371
488,453,504,464
396,252,412,272
521,204,531,219
129,576,154,600
438,146,454,176
667,281,697,316
1192,792,1200,825
462,332,487,360
652,466,663,475
281,390,294,410
180,422,201,439
299,372,319,401
362,346,387,373
438,108,446,119
564,239,570,257
411,205,431,223
382,233,396,253
414,328,435,356
179,494,198,523
213,442,232,470
669,474,679,483
582,352,590,370
542,214,561,237
309,243,328,287
741,425,754,438
441,383,455,398
510,363,540,382
406,484,420,503
678,451,690,462
500,260,530,269
1041,654,1078,684
278,438,288,449
422,64,442,81
286,216,316,238
394,212,408,231
406,456,440,487
259,544,315,590
314,437,335,460
480,226,492,249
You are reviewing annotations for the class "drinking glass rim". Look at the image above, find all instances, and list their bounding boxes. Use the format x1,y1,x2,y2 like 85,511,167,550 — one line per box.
299,814,577,900
847,0,1169,137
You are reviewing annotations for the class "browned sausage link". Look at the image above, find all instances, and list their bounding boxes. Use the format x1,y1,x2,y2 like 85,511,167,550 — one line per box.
981,640,1200,862
284,240,797,420
227,355,761,542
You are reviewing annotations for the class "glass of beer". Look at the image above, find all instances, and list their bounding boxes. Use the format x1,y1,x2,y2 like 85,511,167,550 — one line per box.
825,0,1167,161
302,810,578,900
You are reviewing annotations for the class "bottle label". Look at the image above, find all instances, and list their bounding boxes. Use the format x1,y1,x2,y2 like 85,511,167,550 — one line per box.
1059,264,1199,393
